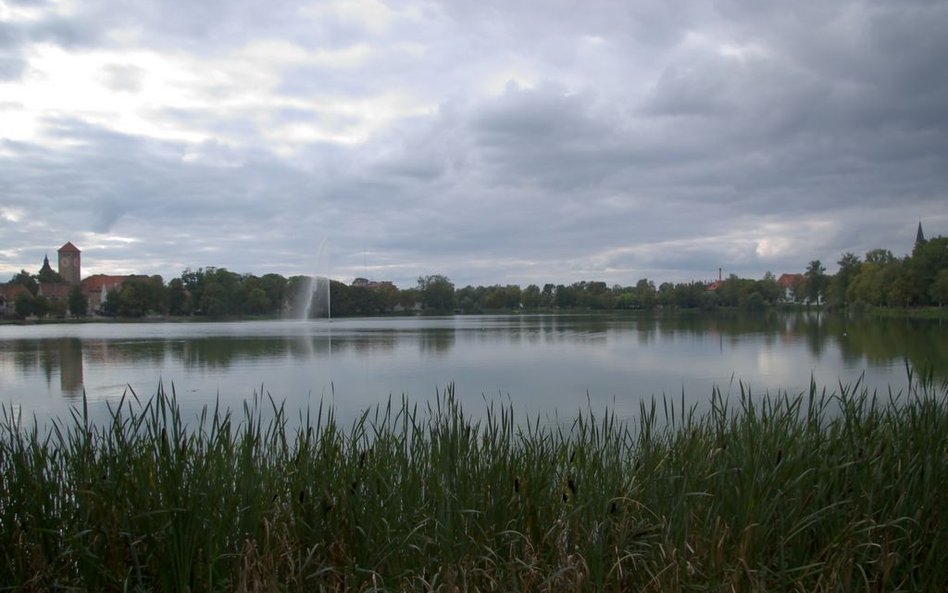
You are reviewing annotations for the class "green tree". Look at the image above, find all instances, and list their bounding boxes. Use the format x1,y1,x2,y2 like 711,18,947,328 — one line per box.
211,268,244,314
417,275,456,313
14,291,35,318
804,260,828,304
827,252,862,308
168,278,191,315
68,285,88,317
102,289,121,316
10,270,39,295
847,262,887,306
522,284,542,309
716,274,748,307
503,285,522,309
144,275,168,314
484,285,506,310
633,278,657,309
456,285,481,314
865,248,895,265
756,272,783,304
258,273,288,312
118,282,149,317
907,236,948,306
885,261,917,307
743,291,766,312
398,287,421,311
483,285,522,310
554,284,577,309
47,298,67,318
36,261,63,284
200,282,228,317
541,284,556,308
930,269,948,306
583,281,614,309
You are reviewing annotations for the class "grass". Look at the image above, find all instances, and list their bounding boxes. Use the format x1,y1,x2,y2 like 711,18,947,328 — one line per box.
1,372,947,592
862,306,948,321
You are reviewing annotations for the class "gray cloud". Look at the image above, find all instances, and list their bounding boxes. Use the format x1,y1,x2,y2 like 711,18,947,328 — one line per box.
98,64,145,93
1,0,946,287
0,57,25,80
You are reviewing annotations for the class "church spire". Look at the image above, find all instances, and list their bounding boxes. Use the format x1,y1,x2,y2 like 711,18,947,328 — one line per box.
916,221,926,245
40,254,53,274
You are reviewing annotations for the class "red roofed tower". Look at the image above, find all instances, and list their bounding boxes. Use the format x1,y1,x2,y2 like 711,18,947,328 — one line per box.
58,242,81,285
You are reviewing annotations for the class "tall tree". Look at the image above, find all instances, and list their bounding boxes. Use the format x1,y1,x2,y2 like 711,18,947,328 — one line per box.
865,248,895,265
804,260,828,304
417,275,456,313
634,278,657,309
907,236,948,306
522,284,542,309
68,285,88,317
167,278,191,315
827,252,862,308
9,270,38,296
930,269,948,306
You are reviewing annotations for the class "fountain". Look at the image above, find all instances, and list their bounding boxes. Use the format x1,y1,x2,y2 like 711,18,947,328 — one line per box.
298,238,331,321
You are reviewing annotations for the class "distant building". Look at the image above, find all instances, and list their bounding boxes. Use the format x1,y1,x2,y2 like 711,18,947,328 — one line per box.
0,242,150,317
706,268,724,292
82,274,149,312
38,254,58,280
58,242,81,285
351,278,396,291
38,282,72,301
777,273,804,302
0,283,30,319
915,222,927,247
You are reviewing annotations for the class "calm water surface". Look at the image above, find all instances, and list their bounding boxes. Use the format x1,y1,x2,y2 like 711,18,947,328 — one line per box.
1,312,945,423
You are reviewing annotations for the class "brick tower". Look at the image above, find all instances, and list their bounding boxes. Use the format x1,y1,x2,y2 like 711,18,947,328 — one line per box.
58,242,81,285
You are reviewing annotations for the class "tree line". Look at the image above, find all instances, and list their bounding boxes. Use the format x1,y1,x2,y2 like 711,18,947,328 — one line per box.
3,236,946,319
820,237,948,308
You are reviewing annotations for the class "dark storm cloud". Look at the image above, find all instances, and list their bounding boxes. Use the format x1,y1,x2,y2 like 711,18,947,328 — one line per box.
469,83,625,190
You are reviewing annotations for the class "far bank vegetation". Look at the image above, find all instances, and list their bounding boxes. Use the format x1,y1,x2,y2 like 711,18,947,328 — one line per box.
4,237,947,319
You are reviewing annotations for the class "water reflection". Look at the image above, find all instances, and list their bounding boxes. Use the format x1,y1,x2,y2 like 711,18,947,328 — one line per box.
8,338,85,398
420,329,455,355
0,313,945,420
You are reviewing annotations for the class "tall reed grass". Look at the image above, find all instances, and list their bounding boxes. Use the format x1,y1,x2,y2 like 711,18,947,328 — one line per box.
1,372,946,592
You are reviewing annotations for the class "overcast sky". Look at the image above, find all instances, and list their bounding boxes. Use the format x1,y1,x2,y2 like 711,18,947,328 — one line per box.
1,0,946,288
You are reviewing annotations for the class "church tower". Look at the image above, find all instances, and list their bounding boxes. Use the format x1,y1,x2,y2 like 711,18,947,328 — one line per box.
58,242,81,285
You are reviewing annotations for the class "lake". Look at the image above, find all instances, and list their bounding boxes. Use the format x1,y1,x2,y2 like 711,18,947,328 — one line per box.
1,312,946,423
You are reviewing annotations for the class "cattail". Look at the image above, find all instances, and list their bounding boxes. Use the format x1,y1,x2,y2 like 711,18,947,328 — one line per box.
775,448,783,466
514,476,521,494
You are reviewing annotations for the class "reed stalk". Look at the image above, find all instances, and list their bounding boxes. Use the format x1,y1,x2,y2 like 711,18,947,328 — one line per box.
1,375,946,591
